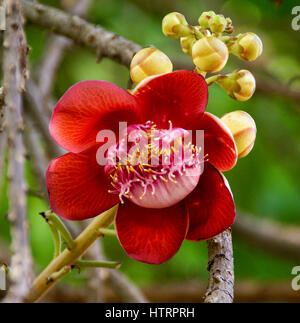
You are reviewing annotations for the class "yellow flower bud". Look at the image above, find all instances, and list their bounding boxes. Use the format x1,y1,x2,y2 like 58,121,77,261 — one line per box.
180,35,196,55
198,11,216,29
225,17,234,34
130,47,173,84
221,110,256,158
208,15,227,33
229,32,263,61
217,70,256,101
192,36,229,73
162,12,191,38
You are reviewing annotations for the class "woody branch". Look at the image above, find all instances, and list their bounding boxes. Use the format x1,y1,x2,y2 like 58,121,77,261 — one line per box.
2,0,34,303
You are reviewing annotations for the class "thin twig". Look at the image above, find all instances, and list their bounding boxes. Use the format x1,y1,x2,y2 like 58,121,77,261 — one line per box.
84,239,106,302
24,80,64,159
22,0,141,68
0,130,7,191
37,0,92,100
38,36,72,100
42,279,300,303
255,78,300,104
233,213,300,263
24,117,48,198
2,0,34,303
80,221,147,303
0,87,7,193
0,87,4,113
0,238,10,265
102,270,148,303
204,229,234,303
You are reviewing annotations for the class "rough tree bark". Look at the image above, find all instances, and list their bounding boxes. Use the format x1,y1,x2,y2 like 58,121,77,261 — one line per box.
0,87,3,113
2,0,34,303
23,0,141,67
204,229,234,303
0,87,6,193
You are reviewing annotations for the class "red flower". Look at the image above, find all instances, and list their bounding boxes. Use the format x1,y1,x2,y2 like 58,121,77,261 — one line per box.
47,70,237,264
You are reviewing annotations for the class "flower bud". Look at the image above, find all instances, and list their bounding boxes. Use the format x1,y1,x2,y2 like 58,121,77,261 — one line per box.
225,17,234,34
162,12,191,38
216,70,256,101
180,35,196,55
229,32,263,61
130,47,173,84
198,11,216,29
192,36,229,73
208,15,227,33
221,110,256,158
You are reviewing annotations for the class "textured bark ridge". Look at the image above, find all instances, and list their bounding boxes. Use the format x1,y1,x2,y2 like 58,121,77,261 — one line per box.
23,0,141,68
0,87,3,110
2,0,34,303
205,229,234,303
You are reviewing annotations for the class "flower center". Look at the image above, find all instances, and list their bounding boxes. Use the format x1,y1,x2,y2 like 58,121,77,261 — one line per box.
104,121,203,208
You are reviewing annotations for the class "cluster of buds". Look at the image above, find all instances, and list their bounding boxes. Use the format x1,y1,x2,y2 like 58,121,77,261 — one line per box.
161,11,262,102
198,11,232,34
128,10,262,159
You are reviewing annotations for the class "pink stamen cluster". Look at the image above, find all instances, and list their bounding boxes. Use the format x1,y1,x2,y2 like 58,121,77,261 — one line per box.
104,121,202,204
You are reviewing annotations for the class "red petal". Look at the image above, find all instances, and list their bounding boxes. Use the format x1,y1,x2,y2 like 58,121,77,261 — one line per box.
50,81,140,153
185,163,235,241
115,201,188,264
132,70,208,129
46,151,119,221
187,112,237,171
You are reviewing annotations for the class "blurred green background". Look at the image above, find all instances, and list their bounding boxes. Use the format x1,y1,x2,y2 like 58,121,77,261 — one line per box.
1,0,300,301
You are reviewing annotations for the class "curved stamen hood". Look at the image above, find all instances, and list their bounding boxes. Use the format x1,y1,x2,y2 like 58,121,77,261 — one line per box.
104,121,203,208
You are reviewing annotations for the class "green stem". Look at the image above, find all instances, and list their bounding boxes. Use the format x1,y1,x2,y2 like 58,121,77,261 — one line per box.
40,211,62,257
75,260,121,269
45,211,75,250
98,228,116,237
192,26,205,40
48,223,62,258
47,266,72,283
219,35,231,43
195,67,207,78
25,205,118,303
206,75,221,86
